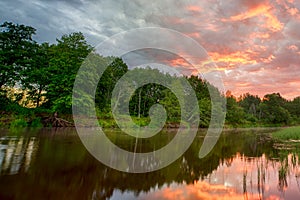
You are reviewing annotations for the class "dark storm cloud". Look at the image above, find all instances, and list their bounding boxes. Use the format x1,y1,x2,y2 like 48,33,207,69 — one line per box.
1,0,300,99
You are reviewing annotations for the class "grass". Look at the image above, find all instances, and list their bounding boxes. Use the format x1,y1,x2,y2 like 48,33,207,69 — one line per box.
10,118,28,128
30,117,43,128
272,126,300,141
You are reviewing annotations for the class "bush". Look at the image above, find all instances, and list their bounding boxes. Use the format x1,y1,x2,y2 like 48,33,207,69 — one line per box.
30,117,43,127
10,118,28,128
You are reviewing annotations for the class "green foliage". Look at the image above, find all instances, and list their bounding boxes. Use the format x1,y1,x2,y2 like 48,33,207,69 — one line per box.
96,57,128,111
30,117,43,127
4,101,33,116
45,32,92,113
21,43,50,107
2,21,300,128
159,89,180,121
226,96,247,127
198,98,211,127
272,126,300,141
0,21,36,88
0,90,11,108
260,93,291,124
131,117,151,127
10,118,28,128
238,93,261,117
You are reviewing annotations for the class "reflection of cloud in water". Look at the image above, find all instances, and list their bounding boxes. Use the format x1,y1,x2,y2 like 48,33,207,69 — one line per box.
0,136,38,175
109,153,300,200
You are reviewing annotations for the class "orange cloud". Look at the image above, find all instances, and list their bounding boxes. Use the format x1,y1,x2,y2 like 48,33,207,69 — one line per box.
186,5,202,13
209,51,258,66
223,4,283,32
250,32,270,39
228,5,271,21
288,7,299,16
264,12,283,32
288,45,298,51
260,54,275,63
169,58,190,67
186,32,201,38
151,181,281,200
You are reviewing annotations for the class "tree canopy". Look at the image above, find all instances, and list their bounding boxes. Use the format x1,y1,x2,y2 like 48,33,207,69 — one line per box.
1,21,300,128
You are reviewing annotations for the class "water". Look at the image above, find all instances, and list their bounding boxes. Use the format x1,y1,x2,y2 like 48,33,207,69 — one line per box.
0,128,300,200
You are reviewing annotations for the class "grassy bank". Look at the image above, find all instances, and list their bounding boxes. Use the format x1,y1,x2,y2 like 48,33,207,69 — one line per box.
272,126,300,141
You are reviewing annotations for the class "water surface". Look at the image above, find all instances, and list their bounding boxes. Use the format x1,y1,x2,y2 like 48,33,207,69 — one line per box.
0,128,299,200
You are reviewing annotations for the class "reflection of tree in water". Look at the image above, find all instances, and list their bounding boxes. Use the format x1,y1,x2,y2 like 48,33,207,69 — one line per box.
293,152,300,193
1,128,300,200
256,156,267,200
277,156,289,200
77,130,273,199
277,152,300,198
278,164,288,193
0,135,38,175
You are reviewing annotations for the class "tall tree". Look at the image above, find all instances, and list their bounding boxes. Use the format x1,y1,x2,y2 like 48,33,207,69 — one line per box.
260,93,290,124
0,21,36,89
21,43,51,107
238,93,261,117
96,57,128,111
46,32,92,113
226,96,246,126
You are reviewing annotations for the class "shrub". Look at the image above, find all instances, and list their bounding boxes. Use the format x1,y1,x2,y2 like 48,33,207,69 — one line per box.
10,118,28,128
30,117,43,127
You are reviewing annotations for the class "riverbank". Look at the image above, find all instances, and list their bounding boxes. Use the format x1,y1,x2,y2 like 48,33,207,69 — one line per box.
0,112,74,128
0,112,295,131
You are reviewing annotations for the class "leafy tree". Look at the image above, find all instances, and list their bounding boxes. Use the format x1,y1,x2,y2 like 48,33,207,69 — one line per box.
238,93,261,116
198,98,211,127
96,57,128,111
128,68,171,118
46,32,92,113
0,21,36,89
260,93,291,124
285,97,300,121
21,43,51,107
226,96,246,127
188,75,210,99
159,88,180,121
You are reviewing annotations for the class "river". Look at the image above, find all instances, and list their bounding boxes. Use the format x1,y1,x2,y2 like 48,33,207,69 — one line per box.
0,128,299,199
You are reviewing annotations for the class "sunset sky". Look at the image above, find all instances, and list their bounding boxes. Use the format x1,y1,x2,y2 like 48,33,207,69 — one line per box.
1,0,300,99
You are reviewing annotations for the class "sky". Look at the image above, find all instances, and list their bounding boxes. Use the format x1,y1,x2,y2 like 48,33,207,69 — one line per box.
1,0,300,99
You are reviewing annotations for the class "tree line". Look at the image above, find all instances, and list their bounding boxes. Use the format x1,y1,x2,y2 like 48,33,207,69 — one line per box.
1,21,300,127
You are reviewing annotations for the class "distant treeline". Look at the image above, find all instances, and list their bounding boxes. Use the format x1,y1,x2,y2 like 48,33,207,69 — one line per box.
1,21,300,128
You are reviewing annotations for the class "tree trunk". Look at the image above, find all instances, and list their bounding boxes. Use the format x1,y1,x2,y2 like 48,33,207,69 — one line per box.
138,89,142,119
36,86,42,108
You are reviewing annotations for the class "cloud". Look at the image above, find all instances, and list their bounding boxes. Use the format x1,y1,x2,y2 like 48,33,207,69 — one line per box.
284,19,300,40
1,0,300,99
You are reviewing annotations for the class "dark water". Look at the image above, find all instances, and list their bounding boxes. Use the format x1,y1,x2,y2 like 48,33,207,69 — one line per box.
0,128,300,200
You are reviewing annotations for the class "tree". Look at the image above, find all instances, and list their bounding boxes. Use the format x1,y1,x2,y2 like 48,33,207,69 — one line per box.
96,57,128,111
21,43,51,107
0,21,36,89
238,93,261,116
198,98,211,127
46,32,93,113
159,88,180,120
285,96,300,119
188,75,210,100
260,93,291,124
226,96,246,127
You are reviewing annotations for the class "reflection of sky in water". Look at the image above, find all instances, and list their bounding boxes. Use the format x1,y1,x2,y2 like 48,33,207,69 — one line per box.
1,130,300,200
110,154,300,200
0,136,38,175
